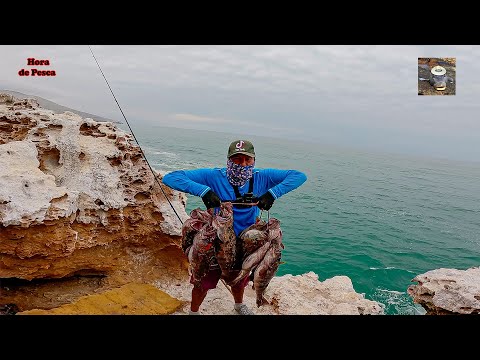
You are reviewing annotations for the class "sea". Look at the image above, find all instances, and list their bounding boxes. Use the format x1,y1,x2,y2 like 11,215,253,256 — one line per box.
118,123,480,315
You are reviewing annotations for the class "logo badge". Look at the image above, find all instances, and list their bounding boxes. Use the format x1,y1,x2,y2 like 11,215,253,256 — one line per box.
235,140,245,149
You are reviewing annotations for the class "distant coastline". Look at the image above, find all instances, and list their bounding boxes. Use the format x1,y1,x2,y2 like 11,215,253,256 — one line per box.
0,89,121,124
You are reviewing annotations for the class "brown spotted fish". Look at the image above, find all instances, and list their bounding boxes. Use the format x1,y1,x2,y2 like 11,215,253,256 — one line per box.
188,222,217,290
211,202,237,278
230,217,282,288
266,218,283,244
181,208,211,254
228,240,271,287
239,218,268,258
253,218,284,307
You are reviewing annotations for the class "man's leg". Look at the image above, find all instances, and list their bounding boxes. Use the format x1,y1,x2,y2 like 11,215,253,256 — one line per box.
231,282,246,304
231,273,254,315
189,267,222,314
191,286,208,312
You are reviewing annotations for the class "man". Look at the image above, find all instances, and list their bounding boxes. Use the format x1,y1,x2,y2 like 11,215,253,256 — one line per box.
162,139,307,315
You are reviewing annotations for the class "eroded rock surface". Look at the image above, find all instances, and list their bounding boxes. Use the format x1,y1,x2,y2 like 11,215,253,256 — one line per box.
0,92,189,311
160,271,385,315
407,267,480,315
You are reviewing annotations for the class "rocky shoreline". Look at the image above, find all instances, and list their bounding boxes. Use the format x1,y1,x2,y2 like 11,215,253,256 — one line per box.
1,92,478,315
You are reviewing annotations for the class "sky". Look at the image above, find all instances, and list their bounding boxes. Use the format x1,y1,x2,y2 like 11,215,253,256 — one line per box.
1,45,479,162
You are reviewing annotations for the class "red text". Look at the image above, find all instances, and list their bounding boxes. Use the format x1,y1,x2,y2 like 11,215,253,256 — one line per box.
27,58,50,66
31,69,56,76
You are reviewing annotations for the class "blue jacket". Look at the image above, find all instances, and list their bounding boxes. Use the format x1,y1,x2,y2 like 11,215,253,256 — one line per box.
162,168,307,236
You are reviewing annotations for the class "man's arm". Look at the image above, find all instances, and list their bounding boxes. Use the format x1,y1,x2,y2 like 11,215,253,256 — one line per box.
162,169,214,197
260,169,307,200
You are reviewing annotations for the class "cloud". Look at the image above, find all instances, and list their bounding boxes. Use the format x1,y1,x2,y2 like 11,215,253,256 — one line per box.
1,44,479,161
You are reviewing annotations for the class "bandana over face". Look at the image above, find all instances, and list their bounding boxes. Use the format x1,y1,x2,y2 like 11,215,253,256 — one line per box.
226,159,254,187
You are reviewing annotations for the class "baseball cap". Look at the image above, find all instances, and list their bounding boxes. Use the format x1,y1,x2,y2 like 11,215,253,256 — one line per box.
227,140,255,158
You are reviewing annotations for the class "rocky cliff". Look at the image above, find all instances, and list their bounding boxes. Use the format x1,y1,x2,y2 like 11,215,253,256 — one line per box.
408,267,480,315
0,92,384,315
0,92,190,311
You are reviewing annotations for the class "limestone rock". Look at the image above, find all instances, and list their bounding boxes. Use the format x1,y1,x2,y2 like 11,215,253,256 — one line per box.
0,92,189,312
407,267,480,315
159,271,385,315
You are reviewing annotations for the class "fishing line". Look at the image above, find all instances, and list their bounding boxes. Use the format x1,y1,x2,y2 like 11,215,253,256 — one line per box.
88,45,184,225
88,47,274,301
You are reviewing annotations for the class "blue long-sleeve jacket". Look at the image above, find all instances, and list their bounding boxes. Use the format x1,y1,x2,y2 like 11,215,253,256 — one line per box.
162,167,307,236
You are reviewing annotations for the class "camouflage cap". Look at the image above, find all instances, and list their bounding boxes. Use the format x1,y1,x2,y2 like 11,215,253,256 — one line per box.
227,140,255,158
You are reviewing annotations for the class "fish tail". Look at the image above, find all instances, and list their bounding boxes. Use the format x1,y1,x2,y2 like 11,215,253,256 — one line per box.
256,295,269,307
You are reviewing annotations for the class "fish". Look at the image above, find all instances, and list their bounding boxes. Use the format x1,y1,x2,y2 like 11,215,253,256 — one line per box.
211,202,237,278
188,222,217,289
239,218,268,258
181,208,211,254
230,217,283,288
253,244,282,307
252,218,284,307
228,239,271,287
265,218,283,245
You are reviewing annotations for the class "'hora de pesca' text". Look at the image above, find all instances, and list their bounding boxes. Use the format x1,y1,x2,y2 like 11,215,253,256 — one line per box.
18,58,56,76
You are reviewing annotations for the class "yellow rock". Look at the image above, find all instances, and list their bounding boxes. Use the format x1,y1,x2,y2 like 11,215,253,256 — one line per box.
18,283,183,315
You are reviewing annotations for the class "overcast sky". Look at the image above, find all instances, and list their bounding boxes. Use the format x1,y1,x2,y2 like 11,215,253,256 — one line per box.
1,45,479,162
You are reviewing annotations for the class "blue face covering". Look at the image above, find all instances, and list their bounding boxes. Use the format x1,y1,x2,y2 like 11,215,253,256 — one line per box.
226,159,254,186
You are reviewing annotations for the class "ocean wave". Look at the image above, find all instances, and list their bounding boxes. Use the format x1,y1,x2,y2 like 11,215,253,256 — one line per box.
369,267,416,274
371,287,426,315
149,151,178,157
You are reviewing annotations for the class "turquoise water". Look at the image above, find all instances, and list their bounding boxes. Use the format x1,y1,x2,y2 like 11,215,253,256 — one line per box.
121,123,480,315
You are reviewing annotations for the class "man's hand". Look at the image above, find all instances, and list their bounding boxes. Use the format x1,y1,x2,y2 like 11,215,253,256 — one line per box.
202,189,221,209
257,191,275,211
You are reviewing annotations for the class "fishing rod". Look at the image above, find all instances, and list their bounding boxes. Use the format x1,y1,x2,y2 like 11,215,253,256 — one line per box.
88,47,273,301
88,45,184,226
